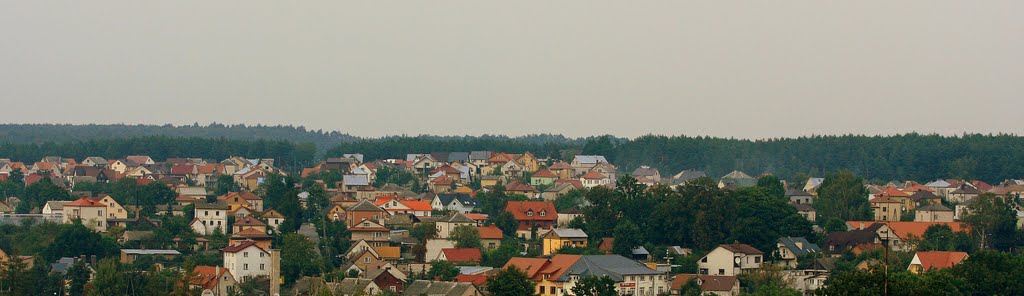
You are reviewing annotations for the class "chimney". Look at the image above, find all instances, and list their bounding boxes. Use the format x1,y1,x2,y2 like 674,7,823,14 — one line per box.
90,255,97,267
270,249,281,296
859,222,865,230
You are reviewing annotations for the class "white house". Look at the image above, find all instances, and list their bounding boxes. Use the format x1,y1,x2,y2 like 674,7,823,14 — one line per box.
223,240,272,282
698,244,764,276
191,201,230,235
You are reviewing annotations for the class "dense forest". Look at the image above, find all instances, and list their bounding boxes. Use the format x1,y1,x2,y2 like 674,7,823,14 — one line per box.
0,136,317,169
3,124,1024,182
330,133,1024,183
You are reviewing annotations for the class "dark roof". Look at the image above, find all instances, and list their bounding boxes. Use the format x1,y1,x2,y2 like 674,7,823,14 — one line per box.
777,237,821,256
825,230,878,247
436,194,477,207
950,185,982,195
720,244,763,255
917,204,953,212
448,152,470,163
791,203,815,211
785,189,813,197
556,255,662,282
194,201,230,210
348,199,385,212
909,191,941,202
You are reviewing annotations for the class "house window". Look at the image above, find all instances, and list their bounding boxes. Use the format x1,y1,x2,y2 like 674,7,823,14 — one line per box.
205,211,209,216
364,257,370,263
260,264,265,270
527,211,534,217
244,252,249,257
539,210,546,217
97,210,102,216
260,252,264,257
718,269,725,275
755,256,761,263
244,264,249,270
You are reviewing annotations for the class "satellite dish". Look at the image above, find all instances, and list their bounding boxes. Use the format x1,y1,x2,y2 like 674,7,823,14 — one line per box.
268,229,274,235
734,257,742,264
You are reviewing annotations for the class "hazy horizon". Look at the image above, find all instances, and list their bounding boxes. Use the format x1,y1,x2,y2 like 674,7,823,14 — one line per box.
3,1,1022,138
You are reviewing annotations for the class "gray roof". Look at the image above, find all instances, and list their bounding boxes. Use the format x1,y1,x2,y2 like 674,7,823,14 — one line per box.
437,212,475,223
469,151,492,161
548,228,588,238
448,152,470,163
631,166,659,177
925,179,951,187
402,280,478,296
573,155,608,165
51,257,80,274
792,203,815,212
777,237,821,256
720,171,757,188
348,199,384,212
437,194,477,207
671,170,707,184
121,249,181,255
951,185,982,195
45,201,71,211
917,204,953,212
343,175,370,186
194,201,230,210
558,255,662,282
342,154,364,163
785,189,813,197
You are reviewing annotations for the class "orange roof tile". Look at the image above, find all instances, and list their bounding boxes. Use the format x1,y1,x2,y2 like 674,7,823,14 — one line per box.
66,197,105,207
478,225,504,240
441,248,481,263
503,258,550,279
580,170,607,180
914,251,968,271
532,169,557,178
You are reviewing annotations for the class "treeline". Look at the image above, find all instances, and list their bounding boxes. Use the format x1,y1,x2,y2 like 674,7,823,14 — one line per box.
330,133,1024,183
0,123,353,154
0,136,317,168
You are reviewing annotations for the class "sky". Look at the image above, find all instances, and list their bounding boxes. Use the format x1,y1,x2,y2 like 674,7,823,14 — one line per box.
2,1,1022,139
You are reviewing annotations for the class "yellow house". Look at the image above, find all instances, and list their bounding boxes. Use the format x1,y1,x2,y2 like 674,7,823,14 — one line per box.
516,152,540,173
96,195,128,219
870,196,903,221
542,229,589,256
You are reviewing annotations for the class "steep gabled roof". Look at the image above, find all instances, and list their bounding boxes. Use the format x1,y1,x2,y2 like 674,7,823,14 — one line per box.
66,197,105,207
478,225,503,240
580,170,607,180
532,169,557,178
348,199,385,212
913,251,968,271
505,201,557,221
720,244,763,255
441,248,481,263
223,240,267,253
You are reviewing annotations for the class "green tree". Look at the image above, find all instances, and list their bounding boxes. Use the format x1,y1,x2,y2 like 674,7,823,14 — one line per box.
280,233,323,284
612,219,642,257
426,260,459,281
961,193,1018,250
88,258,126,296
43,223,119,261
571,275,618,296
450,225,482,249
486,266,536,296
67,260,91,296
757,175,786,198
491,211,518,237
814,171,871,223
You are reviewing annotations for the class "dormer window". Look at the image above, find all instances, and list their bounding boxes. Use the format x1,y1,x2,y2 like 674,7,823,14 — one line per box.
527,210,534,217
539,210,546,217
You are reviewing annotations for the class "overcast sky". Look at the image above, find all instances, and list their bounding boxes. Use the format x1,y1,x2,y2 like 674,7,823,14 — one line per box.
2,1,1022,138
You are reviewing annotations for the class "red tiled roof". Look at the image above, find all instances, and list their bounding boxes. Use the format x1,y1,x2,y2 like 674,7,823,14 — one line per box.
454,274,488,286
432,165,462,174
66,197,105,207
441,248,482,263
171,164,195,175
223,240,266,253
505,181,538,193
235,216,266,227
261,209,285,218
402,200,432,211
580,170,607,180
464,213,488,221
431,175,454,185
914,251,968,271
478,225,504,240
504,258,550,279
190,266,230,289
554,179,584,188
869,196,902,203
532,169,557,178
505,201,557,221
548,162,572,170
846,221,969,239
877,187,910,198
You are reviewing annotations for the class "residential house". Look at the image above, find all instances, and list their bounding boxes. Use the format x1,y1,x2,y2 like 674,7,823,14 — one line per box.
261,209,285,231
346,199,389,226
948,185,982,203
915,204,954,222
845,221,970,252
223,240,272,282
698,244,763,276
909,191,943,206
541,182,579,201
232,216,267,234
570,155,609,177
478,225,503,250
786,189,814,205
668,170,707,188
510,254,668,296
436,212,477,239
505,180,540,198
631,166,661,186
547,162,574,180
189,266,237,296
870,196,902,221
876,187,914,211
63,197,108,232
432,194,478,214
531,169,558,187
580,170,611,188
402,280,483,296
349,219,391,247
803,178,825,194
218,191,264,212
542,228,588,256
718,171,756,189
437,248,482,265
908,251,968,274
120,249,181,264
516,152,540,173
95,195,128,219
191,201,230,235
374,196,433,217
671,274,740,296
505,201,558,239
43,200,71,215
776,237,821,268
792,203,816,222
